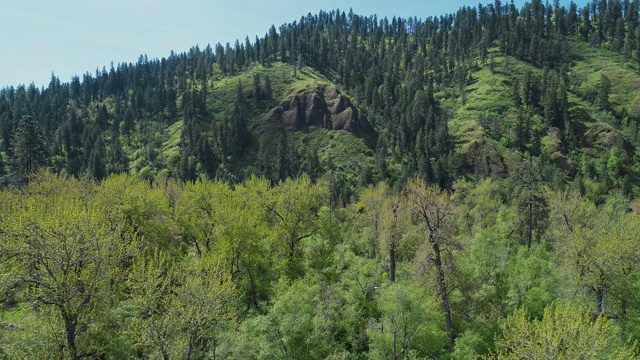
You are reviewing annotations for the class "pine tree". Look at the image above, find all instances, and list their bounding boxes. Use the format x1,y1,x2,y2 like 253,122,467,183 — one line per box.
178,150,197,183
512,77,522,108
87,137,106,180
10,115,49,185
108,132,129,175
624,23,636,61
263,75,273,102
515,110,531,152
276,129,290,181
252,73,262,100
513,158,549,250
166,87,178,120
305,147,321,182
581,6,593,42
122,106,135,137
568,2,579,35
95,104,109,130
597,73,611,110
198,137,218,179
0,151,5,185
613,18,626,53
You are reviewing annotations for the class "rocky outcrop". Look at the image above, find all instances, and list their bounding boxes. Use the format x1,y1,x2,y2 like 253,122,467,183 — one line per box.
266,85,374,137
461,139,508,180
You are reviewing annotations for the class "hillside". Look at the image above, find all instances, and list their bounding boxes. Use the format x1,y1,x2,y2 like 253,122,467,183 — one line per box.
2,3,640,204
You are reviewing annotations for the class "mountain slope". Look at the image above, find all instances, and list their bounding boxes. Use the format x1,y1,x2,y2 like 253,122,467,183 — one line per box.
1,2,640,202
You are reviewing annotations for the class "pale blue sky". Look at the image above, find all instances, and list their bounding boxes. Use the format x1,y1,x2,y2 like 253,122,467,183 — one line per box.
1,0,588,88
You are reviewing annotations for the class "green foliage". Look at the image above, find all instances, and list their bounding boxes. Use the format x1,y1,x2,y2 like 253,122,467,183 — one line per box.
0,172,638,358
550,190,640,320
368,282,448,359
9,116,48,185
598,73,612,110
0,173,130,359
264,175,327,279
5,1,640,357
493,304,638,359
95,174,176,251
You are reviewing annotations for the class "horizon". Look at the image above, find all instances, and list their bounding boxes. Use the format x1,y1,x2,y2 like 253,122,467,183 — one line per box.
2,0,588,89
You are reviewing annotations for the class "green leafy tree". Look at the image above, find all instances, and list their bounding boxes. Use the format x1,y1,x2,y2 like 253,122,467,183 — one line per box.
408,180,457,346
174,255,236,360
550,191,640,320
265,175,326,279
493,304,638,359
355,183,389,258
177,180,231,257
368,282,448,359
128,250,181,359
213,178,273,309
223,275,358,359
128,252,236,359
0,174,129,359
378,192,411,283
94,174,176,251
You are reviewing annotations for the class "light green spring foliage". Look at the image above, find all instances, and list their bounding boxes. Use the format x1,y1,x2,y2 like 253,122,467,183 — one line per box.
95,174,176,251
264,175,327,279
0,172,132,359
128,251,236,360
453,178,504,239
550,190,640,322
128,250,180,358
177,179,234,256
493,304,638,360
352,182,389,258
1,172,640,359
368,281,448,360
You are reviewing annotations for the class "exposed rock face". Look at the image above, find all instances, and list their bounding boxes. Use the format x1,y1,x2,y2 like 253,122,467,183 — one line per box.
462,139,508,180
266,85,374,137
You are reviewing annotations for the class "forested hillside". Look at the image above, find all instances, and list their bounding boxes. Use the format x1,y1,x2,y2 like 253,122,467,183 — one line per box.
3,0,640,358
2,0,640,198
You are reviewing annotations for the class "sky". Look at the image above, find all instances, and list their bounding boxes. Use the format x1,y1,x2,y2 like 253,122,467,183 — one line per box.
1,0,589,89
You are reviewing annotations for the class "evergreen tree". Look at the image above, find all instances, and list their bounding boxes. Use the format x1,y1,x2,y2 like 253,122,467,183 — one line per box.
96,104,109,130
512,77,522,108
252,73,262,100
0,152,5,185
263,75,273,102
166,87,178,120
198,137,218,179
623,23,636,61
108,133,129,175
305,147,321,182
515,110,531,152
581,6,593,42
122,106,135,137
613,18,626,52
567,2,579,35
87,137,106,180
178,150,197,183
513,158,549,250
9,116,48,185
276,128,290,181
597,73,611,110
